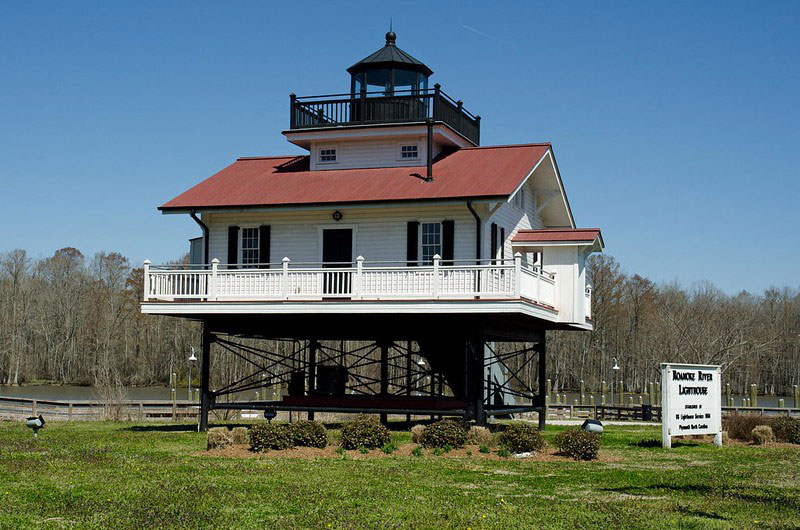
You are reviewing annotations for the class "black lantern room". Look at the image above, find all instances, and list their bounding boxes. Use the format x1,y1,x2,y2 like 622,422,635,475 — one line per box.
347,32,432,97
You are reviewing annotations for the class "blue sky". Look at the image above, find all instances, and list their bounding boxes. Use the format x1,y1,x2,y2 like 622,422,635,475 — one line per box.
1,1,798,294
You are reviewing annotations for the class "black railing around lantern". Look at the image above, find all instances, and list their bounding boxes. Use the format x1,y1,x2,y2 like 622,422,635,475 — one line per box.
289,84,480,145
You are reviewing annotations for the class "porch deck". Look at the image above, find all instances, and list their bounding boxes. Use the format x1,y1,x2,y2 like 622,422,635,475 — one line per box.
141,256,592,324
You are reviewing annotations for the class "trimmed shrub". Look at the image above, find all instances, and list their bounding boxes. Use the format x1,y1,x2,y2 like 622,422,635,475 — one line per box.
498,423,546,454
339,416,391,450
411,424,426,444
207,427,233,450
289,420,328,448
250,423,293,452
230,427,249,445
769,416,800,444
467,426,494,447
554,428,600,460
751,425,775,445
420,419,467,449
723,414,768,441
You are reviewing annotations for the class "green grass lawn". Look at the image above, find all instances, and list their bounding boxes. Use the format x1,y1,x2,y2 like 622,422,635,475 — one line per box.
1,420,799,529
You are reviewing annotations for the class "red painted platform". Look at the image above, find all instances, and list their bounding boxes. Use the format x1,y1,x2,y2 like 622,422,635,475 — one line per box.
282,395,466,411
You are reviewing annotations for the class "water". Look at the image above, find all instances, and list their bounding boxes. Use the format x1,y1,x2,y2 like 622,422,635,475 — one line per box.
0,385,277,403
0,385,195,402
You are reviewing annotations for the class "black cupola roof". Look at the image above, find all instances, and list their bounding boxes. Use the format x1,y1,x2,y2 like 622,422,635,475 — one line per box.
347,32,433,77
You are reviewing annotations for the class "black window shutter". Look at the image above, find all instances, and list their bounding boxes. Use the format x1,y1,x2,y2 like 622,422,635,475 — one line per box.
441,220,454,265
259,225,270,268
500,227,506,261
406,221,419,266
227,226,239,269
490,223,498,264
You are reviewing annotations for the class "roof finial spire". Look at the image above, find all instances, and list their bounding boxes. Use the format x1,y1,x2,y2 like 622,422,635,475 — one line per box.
386,18,396,45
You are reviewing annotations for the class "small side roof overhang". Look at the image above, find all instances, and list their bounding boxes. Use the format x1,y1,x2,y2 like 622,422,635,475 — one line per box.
512,228,604,253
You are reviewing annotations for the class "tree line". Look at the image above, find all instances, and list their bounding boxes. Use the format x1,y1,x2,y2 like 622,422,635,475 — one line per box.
0,248,798,395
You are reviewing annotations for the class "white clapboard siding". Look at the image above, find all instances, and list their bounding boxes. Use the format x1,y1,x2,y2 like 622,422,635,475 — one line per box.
205,204,477,265
486,180,542,263
310,138,442,170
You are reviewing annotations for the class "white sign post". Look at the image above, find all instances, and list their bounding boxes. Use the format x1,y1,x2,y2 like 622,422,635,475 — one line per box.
661,363,722,449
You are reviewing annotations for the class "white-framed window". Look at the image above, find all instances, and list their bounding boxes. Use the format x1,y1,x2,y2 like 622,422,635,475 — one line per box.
399,144,419,160
420,222,442,265
513,190,526,210
240,227,259,267
319,147,337,163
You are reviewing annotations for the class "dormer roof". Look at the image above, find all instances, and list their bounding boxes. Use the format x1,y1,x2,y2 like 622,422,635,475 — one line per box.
347,31,433,77
160,143,562,212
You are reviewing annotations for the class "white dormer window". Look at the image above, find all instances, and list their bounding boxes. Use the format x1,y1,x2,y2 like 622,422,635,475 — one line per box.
319,147,337,163
513,190,526,210
399,144,419,160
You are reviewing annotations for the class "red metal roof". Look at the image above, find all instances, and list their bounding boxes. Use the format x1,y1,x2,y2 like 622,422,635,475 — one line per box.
513,228,603,246
160,144,551,211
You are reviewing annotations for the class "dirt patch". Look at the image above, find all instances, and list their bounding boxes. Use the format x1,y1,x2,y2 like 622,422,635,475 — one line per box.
197,443,620,462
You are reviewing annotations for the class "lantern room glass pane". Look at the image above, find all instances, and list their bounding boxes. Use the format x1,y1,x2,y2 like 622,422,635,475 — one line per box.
365,69,392,94
394,69,427,94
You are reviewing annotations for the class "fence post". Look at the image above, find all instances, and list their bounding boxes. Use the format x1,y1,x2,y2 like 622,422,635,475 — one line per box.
210,258,219,300
513,252,522,298
750,384,758,407
139,402,144,421
289,93,296,127
655,382,661,406
282,257,290,299
432,254,441,298
143,260,151,301
355,255,364,299
68,402,73,421
32,400,37,417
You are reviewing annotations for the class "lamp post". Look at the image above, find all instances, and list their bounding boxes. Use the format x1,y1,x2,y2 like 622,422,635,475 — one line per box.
188,347,197,401
611,358,620,405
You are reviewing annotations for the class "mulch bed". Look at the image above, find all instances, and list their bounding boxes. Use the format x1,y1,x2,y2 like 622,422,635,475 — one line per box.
198,443,619,462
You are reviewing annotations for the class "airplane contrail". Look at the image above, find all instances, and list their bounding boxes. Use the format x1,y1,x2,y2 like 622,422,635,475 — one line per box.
461,25,511,45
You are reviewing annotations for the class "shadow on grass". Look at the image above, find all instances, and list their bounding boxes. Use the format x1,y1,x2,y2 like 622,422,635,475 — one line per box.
603,484,800,512
122,424,250,433
628,438,701,448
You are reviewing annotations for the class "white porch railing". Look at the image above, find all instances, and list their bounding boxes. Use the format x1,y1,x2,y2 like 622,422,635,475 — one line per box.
142,253,561,308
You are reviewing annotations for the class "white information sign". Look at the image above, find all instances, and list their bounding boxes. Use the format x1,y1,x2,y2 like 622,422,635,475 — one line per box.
661,363,722,448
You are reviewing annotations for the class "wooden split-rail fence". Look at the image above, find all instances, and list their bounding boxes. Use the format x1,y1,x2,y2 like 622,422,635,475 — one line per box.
0,396,199,422
2,395,798,424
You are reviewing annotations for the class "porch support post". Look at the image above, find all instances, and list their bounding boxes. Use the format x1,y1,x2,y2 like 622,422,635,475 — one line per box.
199,323,214,431
405,341,412,423
308,340,318,421
474,338,486,426
380,341,390,424
536,331,547,431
